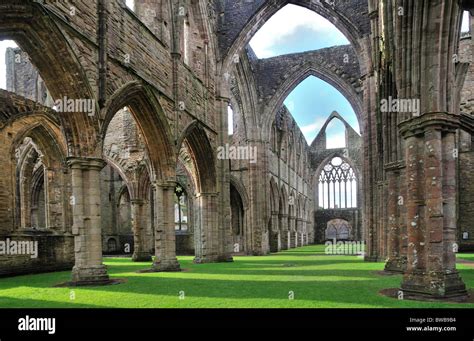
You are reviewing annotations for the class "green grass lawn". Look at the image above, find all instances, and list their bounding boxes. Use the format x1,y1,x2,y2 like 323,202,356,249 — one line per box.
457,252,474,262
0,245,473,308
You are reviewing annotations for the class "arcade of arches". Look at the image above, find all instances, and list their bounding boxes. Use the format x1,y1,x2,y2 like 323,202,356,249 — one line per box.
0,0,473,302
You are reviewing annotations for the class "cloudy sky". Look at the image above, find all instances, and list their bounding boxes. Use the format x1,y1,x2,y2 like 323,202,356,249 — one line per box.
249,6,471,146
249,4,358,146
0,5,470,147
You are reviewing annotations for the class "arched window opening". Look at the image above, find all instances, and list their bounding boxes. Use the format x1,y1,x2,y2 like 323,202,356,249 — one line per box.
461,11,470,33
175,185,188,231
30,167,46,229
183,19,190,65
283,76,359,144
325,118,347,149
107,238,118,253
228,105,234,135
325,219,351,240
318,157,357,209
230,184,244,237
117,188,132,236
1,40,54,107
249,4,349,58
16,138,48,230
0,40,18,90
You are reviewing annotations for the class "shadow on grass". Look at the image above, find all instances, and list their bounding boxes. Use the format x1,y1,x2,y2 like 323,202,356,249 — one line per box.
0,296,106,308
0,246,472,309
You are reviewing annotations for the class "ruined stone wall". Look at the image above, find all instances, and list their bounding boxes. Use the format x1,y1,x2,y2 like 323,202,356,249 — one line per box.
5,48,53,107
0,234,74,277
458,33,474,250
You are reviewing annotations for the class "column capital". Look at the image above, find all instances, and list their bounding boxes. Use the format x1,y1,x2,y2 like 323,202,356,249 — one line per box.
384,160,406,173
130,199,147,205
152,180,176,190
216,95,231,103
66,157,106,171
399,112,460,139
195,192,218,198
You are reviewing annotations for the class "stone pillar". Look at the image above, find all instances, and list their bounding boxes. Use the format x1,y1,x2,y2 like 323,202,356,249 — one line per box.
216,96,234,262
151,181,180,272
194,192,219,263
399,114,467,300
131,199,152,262
288,216,296,248
68,157,109,284
297,218,304,247
306,219,314,244
279,214,288,250
269,211,280,252
384,167,406,273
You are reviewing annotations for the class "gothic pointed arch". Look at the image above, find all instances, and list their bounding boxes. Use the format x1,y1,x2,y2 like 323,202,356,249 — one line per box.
0,1,100,156
101,81,176,182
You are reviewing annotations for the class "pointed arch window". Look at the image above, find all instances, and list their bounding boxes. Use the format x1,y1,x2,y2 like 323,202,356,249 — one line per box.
175,185,188,231
318,157,357,209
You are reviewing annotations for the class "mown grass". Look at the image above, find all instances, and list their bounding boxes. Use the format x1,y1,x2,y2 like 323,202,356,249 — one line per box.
0,245,472,308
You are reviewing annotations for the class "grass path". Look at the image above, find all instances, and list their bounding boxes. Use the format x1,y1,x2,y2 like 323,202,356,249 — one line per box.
0,245,473,308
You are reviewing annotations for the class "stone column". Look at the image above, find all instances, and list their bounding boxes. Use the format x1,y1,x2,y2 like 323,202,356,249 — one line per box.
279,214,288,250
288,215,296,248
384,166,406,273
269,211,280,252
151,181,180,272
300,219,305,246
399,114,467,300
297,218,304,247
131,199,152,262
68,157,109,284
194,192,219,263
216,96,234,262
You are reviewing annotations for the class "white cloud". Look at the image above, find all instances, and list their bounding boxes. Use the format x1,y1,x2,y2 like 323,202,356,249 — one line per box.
301,117,326,135
326,131,346,149
249,4,348,58
0,40,18,90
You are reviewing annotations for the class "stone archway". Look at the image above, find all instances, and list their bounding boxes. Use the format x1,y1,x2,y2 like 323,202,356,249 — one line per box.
177,121,231,263
102,81,179,272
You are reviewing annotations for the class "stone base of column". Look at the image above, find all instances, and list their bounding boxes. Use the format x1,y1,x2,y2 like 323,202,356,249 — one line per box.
280,231,288,250
71,265,110,285
132,252,152,262
269,232,280,253
364,255,383,262
384,256,407,273
193,255,220,264
289,232,296,248
400,270,468,301
151,258,181,272
216,254,234,262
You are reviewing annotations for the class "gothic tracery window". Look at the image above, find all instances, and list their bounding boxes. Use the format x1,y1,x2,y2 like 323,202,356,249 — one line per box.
325,219,351,240
318,157,357,209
